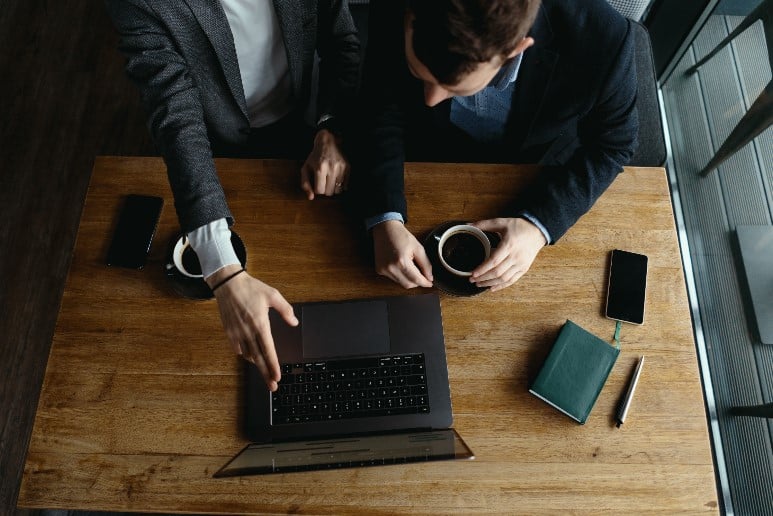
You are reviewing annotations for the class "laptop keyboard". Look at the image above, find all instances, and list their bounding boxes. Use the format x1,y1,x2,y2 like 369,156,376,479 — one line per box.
271,353,430,425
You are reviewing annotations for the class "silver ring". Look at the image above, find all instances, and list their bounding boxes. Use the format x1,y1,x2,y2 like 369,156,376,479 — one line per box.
335,182,342,187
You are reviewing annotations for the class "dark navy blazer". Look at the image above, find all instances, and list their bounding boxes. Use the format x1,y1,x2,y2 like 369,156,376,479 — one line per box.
354,0,638,242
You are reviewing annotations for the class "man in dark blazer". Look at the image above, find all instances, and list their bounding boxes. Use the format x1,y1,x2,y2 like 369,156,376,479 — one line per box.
105,0,360,391
354,0,638,291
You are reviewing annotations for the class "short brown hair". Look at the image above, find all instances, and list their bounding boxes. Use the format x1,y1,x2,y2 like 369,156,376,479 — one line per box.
408,0,541,85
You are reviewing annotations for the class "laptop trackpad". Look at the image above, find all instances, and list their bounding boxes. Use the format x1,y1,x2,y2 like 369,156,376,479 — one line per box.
301,300,390,359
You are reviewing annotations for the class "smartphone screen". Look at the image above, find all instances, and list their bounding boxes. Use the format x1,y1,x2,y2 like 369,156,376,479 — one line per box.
106,194,164,269
605,249,648,325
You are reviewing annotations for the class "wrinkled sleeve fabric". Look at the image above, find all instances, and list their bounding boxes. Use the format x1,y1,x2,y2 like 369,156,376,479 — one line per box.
104,0,232,233
519,21,638,242
315,0,361,125
350,0,410,222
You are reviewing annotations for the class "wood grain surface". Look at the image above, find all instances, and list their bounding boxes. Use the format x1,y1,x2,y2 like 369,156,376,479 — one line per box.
18,157,718,514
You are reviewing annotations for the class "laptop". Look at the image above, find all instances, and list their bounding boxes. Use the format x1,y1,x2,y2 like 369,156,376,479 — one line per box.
219,293,474,476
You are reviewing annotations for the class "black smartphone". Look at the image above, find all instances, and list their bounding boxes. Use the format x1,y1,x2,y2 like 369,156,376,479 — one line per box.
106,194,164,269
605,249,648,325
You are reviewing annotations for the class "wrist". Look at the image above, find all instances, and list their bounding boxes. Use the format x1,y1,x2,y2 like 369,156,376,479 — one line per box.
314,128,340,146
316,114,342,140
372,218,404,235
205,263,244,290
516,216,548,247
517,212,552,245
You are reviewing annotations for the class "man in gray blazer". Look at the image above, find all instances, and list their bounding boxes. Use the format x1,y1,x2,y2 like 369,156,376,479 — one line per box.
105,0,360,391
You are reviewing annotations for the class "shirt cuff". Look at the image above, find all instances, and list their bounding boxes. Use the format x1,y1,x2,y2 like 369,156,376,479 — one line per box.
364,212,405,231
187,218,241,279
519,211,552,245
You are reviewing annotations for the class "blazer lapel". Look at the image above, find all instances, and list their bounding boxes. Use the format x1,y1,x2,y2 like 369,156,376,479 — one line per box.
273,0,303,102
508,6,558,149
183,0,248,118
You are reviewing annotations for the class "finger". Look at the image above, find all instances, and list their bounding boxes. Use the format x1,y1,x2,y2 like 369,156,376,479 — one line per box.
499,264,522,285
333,162,347,194
475,277,505,288
477,266,524,288
271,291,299,327
414,245,434,283
399,259,433,289
315,164,330,195
342,163,351,190
242,339,273,387
256,291,297,382
230,338,243,356
387,269,418,289
242,336,262,368
324,165,338,197
378,264,417,289
333,167,345,195
300,164,314,200
471,245,508,279
252,355,279,392
254,324,281,386
473,252,513,282
328,181,339,196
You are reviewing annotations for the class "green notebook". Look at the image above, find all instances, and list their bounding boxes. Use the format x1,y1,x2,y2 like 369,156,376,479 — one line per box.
529,320,620,424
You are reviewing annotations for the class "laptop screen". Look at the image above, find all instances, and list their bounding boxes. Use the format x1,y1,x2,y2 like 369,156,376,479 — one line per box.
213,429,474,477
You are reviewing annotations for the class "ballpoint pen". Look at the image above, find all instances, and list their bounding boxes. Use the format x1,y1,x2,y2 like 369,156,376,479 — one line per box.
616,355,645,428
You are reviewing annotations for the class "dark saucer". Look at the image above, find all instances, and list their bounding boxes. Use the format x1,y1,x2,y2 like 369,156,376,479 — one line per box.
164,231,247,300
422,220,501,297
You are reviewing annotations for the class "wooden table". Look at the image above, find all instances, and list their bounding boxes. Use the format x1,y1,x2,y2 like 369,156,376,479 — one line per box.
19,157,718,514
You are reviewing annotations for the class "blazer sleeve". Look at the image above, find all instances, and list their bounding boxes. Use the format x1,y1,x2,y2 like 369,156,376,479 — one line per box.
519,20,638,242
350,0,410,222
315,0,361,127
104,0,232,233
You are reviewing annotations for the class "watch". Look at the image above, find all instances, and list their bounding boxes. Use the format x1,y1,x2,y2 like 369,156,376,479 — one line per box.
316,114,342,137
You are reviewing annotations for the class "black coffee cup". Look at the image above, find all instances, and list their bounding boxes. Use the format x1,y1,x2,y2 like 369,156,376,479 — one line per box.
436,224,491,276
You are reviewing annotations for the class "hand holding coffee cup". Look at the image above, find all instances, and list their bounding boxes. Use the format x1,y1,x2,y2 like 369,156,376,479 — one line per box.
436,224,492,277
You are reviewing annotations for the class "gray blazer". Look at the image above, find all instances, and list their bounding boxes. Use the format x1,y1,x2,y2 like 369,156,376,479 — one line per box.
105,0,360,232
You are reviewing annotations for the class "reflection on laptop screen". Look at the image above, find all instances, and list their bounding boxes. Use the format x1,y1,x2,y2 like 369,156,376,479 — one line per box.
213,429,474,477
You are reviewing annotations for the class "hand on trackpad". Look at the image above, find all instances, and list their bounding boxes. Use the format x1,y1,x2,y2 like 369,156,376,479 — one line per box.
301,300,391,359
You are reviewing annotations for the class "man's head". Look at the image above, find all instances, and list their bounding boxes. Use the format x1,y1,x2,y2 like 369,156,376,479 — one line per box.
405,0,541,106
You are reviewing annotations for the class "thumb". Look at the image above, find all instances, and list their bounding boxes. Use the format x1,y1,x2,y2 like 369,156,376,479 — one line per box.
271,292,299,327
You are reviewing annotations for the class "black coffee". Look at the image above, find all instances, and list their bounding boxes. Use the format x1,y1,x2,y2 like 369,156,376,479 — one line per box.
441,232,486,272
181,245,202,276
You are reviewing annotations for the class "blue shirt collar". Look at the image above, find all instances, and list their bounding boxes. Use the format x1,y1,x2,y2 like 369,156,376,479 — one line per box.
489,52,523,91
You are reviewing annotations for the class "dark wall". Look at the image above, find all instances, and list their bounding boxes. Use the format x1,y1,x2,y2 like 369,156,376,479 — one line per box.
0,1,154,513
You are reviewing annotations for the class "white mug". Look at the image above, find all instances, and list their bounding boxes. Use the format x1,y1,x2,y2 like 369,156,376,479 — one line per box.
171,236,203,278
436,224,491,277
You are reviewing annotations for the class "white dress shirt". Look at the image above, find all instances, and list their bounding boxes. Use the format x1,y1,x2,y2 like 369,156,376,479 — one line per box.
220,0,294,127
192,0,296,278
